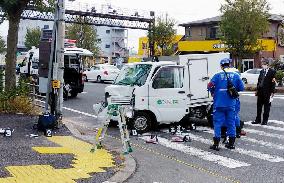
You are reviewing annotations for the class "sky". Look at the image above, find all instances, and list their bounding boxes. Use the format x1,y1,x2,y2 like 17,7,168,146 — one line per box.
77,0,284,51
1,0,284,51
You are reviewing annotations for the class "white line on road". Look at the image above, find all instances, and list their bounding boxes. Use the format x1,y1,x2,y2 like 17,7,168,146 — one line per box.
197,127,284,151
245,121,284,132
244,129,284,140
62,106,97,118
35,99,98,118
184,132,284,163
139,136,250,169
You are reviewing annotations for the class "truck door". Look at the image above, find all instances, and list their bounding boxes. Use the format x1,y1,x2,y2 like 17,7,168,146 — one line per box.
188,58,209,100
148,66,188,123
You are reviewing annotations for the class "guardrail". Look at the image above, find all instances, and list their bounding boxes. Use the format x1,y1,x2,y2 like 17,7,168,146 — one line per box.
26,83,46,109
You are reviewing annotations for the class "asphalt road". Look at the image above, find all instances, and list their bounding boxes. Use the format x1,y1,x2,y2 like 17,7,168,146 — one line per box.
63,82,284,183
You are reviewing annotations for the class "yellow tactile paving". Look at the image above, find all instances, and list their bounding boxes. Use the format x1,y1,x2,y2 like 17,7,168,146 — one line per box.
0,136,115,183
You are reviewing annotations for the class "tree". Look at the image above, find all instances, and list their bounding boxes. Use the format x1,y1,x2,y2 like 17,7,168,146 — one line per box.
220,0,270,66
66,23,100,56
25,27,41,49
148,16,176,56
0,0,54,91
0,35,5,54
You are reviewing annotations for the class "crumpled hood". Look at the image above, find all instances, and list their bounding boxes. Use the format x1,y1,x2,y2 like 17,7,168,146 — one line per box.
105,85,134,97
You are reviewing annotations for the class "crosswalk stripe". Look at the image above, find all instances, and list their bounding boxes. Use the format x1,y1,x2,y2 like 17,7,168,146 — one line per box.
267,120,284,126
245,129,284,140
176,130,284,163
197,127,284,151
245,121,284,132
139,136,250,169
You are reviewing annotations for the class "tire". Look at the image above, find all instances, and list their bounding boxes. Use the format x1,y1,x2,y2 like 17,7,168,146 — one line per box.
242,78,248,84
97,75,102,83
70,91,78,98
131,112,152,133
83,75,88,82
207,105,214,128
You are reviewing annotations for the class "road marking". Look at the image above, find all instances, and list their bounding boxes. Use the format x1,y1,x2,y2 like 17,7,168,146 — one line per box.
184,132,284,163
35,99,98,118
0,136,114,183
245,121,284,132
244,128,284,140
139,136,250,169
62,106,98,118
267,120,284,126
197,127,284,151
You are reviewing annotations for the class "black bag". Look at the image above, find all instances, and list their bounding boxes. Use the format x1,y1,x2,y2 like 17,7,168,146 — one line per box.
37,113,57,131
223,70,239,99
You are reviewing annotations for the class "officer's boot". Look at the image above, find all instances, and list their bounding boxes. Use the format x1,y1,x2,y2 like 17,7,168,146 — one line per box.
210,137,220,151
225,137,236,149
236,127,241,138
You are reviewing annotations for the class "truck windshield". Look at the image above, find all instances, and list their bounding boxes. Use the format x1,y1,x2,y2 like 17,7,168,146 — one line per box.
114,64,152,86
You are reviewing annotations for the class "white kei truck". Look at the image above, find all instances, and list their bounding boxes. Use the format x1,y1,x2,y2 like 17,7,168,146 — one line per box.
104,53,230,132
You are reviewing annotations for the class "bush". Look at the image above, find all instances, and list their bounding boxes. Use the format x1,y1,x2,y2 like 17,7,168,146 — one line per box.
0,77,40,115
275,70,284,86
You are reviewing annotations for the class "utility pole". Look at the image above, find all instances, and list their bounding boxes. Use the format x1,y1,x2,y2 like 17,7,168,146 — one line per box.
55,0,66,120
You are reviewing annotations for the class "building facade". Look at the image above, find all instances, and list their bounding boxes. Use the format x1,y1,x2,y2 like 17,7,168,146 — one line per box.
179,15,284,72
95,26,128,64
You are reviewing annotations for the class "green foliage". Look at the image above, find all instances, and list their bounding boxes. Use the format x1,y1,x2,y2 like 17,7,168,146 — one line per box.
0,68,3,92
0,77,35,114
0,35,5,53
25,27,41,49
270,59,283,70
275,70,284,81
148,16,176,56
220,0,270,59
66,23,100,56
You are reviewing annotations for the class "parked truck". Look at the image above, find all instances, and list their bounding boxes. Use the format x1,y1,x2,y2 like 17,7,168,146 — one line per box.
104,52,230,132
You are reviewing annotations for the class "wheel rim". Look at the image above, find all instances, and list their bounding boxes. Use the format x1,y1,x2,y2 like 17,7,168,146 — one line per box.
134,116,148,131
97,76,101,82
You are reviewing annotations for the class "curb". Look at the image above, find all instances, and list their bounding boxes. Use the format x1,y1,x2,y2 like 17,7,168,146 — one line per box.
62,119,137,183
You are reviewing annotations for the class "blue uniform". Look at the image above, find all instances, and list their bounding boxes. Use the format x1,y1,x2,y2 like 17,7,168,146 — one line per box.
227,68,241,128
208,67,244,139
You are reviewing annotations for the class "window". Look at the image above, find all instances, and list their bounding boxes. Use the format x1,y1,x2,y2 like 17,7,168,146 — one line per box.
106,30,110,34
43,25,49,29
209,27,217,39
247,69,256,74
152,67,183,89
92,66,100,70
105,44,110,48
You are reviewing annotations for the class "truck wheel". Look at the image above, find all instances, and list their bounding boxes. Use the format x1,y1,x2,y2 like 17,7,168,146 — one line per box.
132,112,152,133
97,76,102,83
207,105,214,128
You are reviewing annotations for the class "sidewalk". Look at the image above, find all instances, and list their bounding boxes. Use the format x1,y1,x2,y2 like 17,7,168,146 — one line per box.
245,84,284,93
0,114,121,183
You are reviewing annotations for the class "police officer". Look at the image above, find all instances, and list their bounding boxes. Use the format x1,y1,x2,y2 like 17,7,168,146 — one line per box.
207,58,244,150
221,66,243,141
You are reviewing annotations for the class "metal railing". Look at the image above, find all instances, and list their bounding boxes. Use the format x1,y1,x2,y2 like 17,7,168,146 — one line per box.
26,83,46,109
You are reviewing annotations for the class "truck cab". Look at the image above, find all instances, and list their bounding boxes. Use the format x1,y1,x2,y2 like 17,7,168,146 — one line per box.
105,53,230,132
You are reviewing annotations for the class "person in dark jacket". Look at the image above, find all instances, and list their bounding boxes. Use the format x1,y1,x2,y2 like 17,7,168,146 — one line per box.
252,59,276,125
